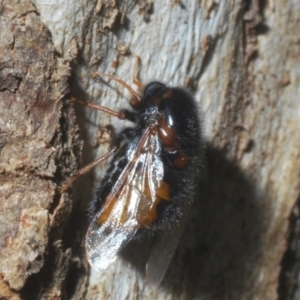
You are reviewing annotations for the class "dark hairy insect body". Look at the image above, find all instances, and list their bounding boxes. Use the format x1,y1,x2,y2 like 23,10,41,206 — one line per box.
89,83,202,232
69,77,203,286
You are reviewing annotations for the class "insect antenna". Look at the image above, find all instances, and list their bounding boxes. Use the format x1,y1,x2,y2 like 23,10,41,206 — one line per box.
92,71,143,106
60,147,117,193
69,98,131,120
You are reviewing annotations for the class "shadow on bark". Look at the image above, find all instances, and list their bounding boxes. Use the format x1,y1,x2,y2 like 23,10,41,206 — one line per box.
122,144,266,299
278,194,300,300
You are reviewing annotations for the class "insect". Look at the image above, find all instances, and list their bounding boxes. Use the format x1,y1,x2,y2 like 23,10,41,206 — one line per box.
62,71,203,286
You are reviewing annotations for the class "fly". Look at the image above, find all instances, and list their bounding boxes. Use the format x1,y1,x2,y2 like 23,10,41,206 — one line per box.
61,70,203,286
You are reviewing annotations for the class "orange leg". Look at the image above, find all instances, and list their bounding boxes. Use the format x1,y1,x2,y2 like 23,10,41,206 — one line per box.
69,98,131,120
63,59,144,192
132,55,144,89
92,71,143,106
60,147,117,193
92,55,145,108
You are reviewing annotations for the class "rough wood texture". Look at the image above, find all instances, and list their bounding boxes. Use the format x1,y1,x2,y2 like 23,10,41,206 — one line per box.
0,1,83,299
1,0,299,299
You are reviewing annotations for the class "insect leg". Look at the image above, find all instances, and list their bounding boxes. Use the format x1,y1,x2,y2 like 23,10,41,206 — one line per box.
59,147,117,193
69,98,136,121
92,71,142,104
132,55,144,89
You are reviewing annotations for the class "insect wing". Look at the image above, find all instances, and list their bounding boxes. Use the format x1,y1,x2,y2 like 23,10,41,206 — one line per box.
85,198,138,271
86,127,164,271
145,222,181,286
146,202,189,286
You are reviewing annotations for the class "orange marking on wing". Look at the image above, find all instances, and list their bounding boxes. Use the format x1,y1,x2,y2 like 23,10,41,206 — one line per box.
97,196,118,226
156,181,170,201
138,181,171,228
138,197,161,228
120,188,136,225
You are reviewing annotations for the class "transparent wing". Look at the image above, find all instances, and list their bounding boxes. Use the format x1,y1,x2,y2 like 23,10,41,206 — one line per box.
86,126,165,271
145,223,181,286
146,203,189,286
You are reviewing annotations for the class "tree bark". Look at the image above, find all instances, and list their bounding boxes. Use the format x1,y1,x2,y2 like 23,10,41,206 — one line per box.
0,0,299,299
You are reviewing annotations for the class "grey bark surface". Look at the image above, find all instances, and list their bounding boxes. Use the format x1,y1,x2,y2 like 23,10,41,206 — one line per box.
0,0,299,299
